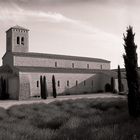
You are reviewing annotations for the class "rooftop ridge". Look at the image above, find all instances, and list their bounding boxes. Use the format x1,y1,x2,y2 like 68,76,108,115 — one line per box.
6,25,29,32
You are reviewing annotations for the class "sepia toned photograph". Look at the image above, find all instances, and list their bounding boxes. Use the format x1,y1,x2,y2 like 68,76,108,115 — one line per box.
0,0,140,139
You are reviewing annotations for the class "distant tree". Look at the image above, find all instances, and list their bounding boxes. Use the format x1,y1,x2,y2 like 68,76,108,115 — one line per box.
118,65,123,92
0,77,3,99
0,77,9,100
123,26,140,117
111,77,115,93
40,76,44,99
52,75,57,98
43,76,48,99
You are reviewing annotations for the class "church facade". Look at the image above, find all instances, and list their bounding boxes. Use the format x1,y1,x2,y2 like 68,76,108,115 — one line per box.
0,26,122,100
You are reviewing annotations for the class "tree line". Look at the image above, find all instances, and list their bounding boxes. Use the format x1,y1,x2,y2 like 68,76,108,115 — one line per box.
40,75,57,99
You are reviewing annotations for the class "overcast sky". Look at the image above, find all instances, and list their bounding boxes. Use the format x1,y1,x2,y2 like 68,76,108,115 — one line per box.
0,0,140,68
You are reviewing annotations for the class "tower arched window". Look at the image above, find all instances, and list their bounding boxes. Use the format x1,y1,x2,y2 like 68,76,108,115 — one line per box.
17,36,20,44
21,37,24,45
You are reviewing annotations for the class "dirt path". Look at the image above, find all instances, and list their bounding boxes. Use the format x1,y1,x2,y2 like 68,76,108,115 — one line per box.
0,93,126,109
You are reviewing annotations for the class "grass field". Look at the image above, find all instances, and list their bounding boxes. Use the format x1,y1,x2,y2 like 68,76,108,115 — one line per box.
0,97,139,140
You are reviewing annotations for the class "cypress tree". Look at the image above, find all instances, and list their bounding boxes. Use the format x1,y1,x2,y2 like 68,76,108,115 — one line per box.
40,76,43,99
111,77,115,93
52,75,57,98
0,77,9,100
43,76,47,99
1,77,4,99
123,26,140,117
0,77,2,99
3,79,6,99
118,65,122,92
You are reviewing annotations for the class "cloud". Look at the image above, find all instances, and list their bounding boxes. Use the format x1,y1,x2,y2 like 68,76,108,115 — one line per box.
3,0,140,6
0,2,120,43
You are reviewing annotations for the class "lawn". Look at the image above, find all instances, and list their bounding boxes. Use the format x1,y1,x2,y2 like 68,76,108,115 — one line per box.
0,97,139,140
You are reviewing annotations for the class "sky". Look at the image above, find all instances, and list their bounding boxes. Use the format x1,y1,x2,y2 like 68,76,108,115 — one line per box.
0,0,140,69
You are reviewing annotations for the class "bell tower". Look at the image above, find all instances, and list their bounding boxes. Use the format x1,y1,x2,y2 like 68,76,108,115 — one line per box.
6,25,29,53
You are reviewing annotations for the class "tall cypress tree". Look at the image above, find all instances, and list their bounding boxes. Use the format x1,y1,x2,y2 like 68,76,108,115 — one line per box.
0,77,9,100
1,77,5,99
40,76,43,99
0,77,3,99
3,79,6,99
111,77,115,93
43,76,47,99
123,26,140,117
118,65,122,92
52,75,57,98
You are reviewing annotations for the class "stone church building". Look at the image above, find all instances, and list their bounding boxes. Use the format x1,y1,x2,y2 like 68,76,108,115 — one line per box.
0,26,125,100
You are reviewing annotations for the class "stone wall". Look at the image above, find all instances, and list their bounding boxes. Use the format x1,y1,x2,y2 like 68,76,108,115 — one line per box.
14,56,110,70
18,72,112,98
2,53,13,66
19,72,30,100
8,76,19,99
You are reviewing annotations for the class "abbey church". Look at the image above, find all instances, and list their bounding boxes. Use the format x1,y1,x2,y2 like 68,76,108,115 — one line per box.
0,26,126,100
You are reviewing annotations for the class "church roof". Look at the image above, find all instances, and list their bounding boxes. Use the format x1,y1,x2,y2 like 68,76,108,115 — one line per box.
6,25,29,32
12,52,110,63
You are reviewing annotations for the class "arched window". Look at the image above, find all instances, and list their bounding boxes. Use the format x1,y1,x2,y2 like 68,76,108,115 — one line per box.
76,80,78,86
100,65,102,69
58,81,60,87
92,80,93,87
67,80,69,87
84,80,86,86
72,63,74,68
21,37,24,45
87,64,89,69
55,62,57,67
17,36,20,44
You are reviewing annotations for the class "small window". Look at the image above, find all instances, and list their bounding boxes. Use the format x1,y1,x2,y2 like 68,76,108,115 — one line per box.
55,62,57,67
87,64,89,69
72,63,74,68
67,80,69,87
37,81,39,87
21,37,24,45
84,80,86,86
100,65,102,69
17,36,20,44
58,81,60,87
76,80,78,86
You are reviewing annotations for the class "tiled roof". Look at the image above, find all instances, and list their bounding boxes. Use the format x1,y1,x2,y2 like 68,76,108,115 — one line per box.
12,52,110,63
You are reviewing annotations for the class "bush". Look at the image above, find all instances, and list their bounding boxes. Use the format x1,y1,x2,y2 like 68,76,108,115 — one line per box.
0,97,136,140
